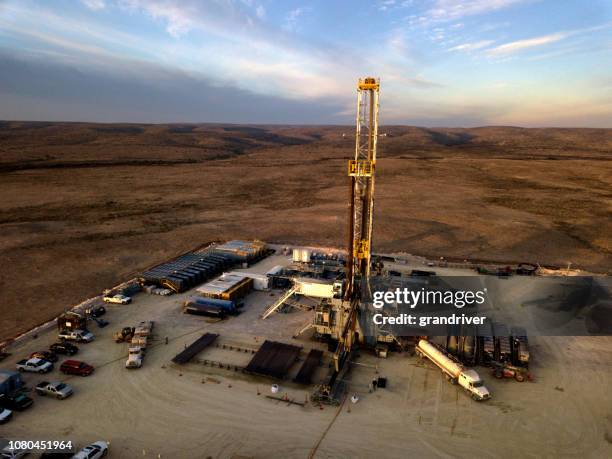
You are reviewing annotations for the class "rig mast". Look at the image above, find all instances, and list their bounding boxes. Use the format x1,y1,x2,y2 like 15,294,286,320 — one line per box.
332,77,380,373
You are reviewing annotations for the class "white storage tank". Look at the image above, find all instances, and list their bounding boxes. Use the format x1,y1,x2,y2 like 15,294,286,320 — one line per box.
292,248,311,263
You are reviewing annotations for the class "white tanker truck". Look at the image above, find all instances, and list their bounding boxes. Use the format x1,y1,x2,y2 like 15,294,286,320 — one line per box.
416,339,491,401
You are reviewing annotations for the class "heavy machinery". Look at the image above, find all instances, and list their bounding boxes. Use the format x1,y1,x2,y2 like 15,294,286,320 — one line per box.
113,327,135,343
312,77,380,403
416,339,491,401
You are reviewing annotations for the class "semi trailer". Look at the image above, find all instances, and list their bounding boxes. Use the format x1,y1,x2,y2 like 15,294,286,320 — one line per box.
511,326,530,367
493,322,512,363
416,339,491,401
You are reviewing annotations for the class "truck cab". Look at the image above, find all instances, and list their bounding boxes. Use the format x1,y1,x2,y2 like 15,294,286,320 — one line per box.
125,345,144,369
458,370,491,401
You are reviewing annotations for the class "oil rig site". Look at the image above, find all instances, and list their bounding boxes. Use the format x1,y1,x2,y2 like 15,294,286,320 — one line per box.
1,79,611,458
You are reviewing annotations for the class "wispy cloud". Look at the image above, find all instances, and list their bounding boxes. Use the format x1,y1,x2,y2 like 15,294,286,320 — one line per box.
425,0,528,22
487,23,612,56
448,39,494,52
283,7,309,32
378,0,396,12
80,0,105,10
487,32,567,56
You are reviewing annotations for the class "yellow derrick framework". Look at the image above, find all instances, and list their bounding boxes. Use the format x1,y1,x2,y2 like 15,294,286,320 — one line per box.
332,77,380,373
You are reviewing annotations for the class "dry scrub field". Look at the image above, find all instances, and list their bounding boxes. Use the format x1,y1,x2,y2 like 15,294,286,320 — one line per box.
0,122,610,341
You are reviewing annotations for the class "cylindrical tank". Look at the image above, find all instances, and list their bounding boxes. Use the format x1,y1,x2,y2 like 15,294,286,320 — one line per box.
462,335,476,364
190,297,236,312
417,339,463,379
447,336,459,355
183,302,225,317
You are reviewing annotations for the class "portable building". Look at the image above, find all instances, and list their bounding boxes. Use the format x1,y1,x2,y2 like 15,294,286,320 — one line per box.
196,273,253,302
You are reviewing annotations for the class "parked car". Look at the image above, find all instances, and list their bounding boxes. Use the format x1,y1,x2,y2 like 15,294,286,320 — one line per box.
58,329,94,343
103,294,131,304
93,318,109,328
72,441,108,459
59,360,94,377
87,305,106,317
16,357,53,373
30,350,59,363
35,381,74,399
50,341,79,355
0,407,12,424
0,393,33,411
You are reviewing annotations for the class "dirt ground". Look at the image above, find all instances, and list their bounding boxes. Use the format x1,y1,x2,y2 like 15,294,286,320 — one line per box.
1,254,611,458
0,122,611,342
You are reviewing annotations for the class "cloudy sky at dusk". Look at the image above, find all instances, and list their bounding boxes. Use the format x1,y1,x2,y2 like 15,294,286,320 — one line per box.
0,0,611,126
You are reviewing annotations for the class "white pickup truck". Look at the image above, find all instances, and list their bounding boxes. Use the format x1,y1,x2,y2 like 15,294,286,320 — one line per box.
35,381,74,399
58,329,95,343
103,294,131,304
16,358,53,374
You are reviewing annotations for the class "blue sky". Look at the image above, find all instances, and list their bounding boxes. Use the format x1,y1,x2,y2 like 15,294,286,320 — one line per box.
0,0,611,126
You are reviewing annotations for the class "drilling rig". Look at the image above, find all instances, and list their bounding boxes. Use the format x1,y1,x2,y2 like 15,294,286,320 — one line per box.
312,77,380,403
